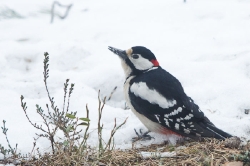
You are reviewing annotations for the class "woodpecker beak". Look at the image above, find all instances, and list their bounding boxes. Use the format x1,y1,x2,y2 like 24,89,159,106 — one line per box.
108,46,127,60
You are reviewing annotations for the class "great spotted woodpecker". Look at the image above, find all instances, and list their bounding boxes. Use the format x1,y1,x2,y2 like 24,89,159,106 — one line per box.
108,46,232,140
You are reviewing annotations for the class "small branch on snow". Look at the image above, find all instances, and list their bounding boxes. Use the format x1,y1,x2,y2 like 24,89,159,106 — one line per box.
51,1,73,23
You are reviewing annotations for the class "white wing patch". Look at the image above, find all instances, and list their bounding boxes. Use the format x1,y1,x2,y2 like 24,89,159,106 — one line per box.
130,82,176,109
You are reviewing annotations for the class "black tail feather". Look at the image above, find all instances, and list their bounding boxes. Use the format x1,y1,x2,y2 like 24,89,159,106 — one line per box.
179,117,233,140
196,120,232,140
204,122,232,139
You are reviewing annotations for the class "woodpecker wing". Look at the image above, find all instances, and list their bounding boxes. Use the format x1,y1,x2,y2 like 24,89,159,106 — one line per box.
128,67,231,139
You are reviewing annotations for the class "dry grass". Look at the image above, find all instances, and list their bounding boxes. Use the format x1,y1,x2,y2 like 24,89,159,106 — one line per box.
3,137,246,166
100,138,249,166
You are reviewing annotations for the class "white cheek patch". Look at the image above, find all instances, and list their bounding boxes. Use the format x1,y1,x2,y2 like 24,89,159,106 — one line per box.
130,55,153,70
130,82,176,109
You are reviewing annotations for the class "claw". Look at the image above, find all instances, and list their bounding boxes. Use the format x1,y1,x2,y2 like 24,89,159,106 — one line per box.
132,129,154,142
134,128,140,137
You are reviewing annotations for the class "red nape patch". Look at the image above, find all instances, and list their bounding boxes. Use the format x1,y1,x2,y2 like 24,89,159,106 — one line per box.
151,59,159,67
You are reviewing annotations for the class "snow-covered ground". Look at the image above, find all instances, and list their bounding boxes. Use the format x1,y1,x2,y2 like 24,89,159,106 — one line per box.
1,0,250,159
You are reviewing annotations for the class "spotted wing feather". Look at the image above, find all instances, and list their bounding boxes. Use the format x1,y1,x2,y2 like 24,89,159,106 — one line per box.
129,67,232,139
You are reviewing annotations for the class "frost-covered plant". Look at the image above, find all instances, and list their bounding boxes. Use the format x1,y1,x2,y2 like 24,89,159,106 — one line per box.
0,120,20,159
20,52,90,155
19,52,127,165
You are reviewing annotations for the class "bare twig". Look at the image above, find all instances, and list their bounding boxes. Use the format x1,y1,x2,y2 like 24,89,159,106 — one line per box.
51,1,73,23
107,86,117,101
104,117,128,152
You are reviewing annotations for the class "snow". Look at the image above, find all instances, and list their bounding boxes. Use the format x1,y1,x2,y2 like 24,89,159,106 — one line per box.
0,0,250,159
140,151,176,159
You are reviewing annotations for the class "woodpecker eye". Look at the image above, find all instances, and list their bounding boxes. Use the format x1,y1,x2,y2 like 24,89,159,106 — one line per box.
132,54,139,59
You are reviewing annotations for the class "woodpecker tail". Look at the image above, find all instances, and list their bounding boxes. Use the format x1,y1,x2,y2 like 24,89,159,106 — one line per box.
196,118,232,140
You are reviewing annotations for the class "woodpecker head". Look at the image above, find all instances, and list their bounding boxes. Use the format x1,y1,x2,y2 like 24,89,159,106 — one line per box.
108,46,159,77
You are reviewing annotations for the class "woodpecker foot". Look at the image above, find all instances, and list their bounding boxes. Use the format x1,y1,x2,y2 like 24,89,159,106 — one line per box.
132,129,154,142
